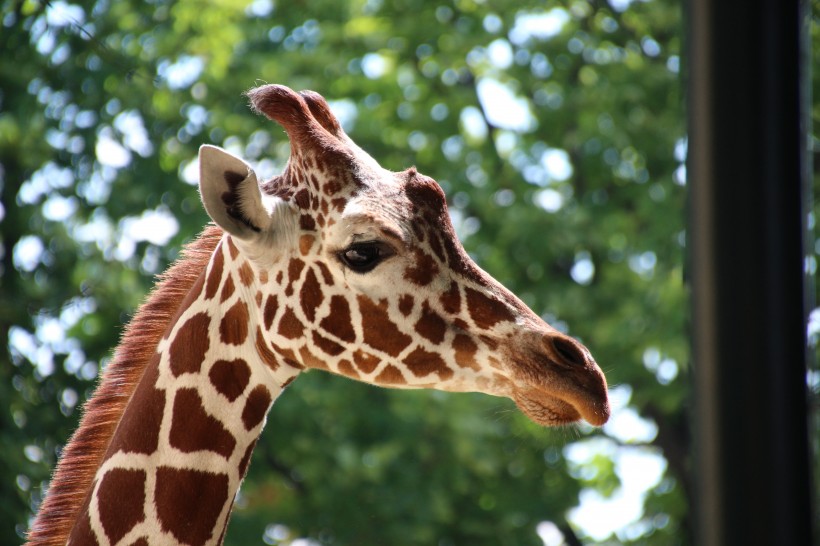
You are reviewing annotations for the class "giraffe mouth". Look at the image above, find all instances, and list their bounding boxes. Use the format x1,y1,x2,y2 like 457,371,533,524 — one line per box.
496,328,610,427
513,387,609,427
513,389,581,426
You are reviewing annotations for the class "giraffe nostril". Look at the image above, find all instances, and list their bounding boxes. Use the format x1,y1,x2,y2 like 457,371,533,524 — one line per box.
551,336,587,367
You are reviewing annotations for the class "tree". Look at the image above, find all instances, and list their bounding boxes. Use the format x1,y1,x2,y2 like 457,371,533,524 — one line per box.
0,0,716,544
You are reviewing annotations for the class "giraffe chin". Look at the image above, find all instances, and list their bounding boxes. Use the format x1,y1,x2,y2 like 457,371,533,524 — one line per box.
513,388,609,428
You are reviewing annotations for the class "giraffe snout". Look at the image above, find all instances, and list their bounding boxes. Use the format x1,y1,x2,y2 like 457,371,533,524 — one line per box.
508,331,611,427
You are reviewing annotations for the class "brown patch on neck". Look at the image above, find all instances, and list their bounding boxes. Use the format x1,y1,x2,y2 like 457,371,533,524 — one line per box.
204,242,225,300
170,312,211,376
154,467,229,545
169,388,237,458
96,468,146,544
220,301,250,345
27,225,223,546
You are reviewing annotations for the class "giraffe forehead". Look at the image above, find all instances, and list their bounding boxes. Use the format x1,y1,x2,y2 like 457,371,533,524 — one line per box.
323,193,410,245
337,210,407,243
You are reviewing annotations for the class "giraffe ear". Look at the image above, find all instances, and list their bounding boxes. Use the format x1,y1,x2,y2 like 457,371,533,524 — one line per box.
199,145,270,240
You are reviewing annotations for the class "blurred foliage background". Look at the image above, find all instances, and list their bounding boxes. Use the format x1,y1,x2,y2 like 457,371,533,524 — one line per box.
0,0,816,544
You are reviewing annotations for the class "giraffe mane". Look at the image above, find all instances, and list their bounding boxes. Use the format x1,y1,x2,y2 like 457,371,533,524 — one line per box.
26,225,223,546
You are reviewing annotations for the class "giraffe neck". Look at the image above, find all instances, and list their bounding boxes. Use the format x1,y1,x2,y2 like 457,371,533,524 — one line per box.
30,83,612,546
77,238,295,546
31,228,300,546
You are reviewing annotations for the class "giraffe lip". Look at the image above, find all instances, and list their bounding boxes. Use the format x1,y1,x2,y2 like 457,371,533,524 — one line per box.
514,387,610,427
513,389,582,426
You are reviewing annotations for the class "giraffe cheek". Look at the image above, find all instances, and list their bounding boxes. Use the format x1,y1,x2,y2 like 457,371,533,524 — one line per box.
319,295,356,342
403,347,454,381
357,295,412,357
299,267,324,322
414,302,447,344
464,286,516,330
452,334,481,371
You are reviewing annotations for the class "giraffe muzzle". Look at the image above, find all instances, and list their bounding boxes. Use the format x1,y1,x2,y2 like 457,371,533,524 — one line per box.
507,332,610,427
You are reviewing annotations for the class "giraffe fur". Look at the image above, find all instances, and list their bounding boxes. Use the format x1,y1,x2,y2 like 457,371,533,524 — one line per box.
28,84,609,546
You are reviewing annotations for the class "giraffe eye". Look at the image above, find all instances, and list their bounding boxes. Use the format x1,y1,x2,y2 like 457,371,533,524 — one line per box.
338,241,394,273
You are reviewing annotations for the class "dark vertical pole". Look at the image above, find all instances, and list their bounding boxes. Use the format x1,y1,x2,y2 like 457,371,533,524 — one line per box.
687,0,813,544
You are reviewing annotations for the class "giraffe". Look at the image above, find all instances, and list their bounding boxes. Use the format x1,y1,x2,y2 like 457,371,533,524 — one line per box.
27,84,610,546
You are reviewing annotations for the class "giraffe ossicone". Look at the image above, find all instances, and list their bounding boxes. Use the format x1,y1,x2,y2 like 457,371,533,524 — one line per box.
28,84,609,546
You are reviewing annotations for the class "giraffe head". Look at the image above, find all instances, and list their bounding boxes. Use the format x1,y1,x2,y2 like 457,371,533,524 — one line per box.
198,84,609,426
